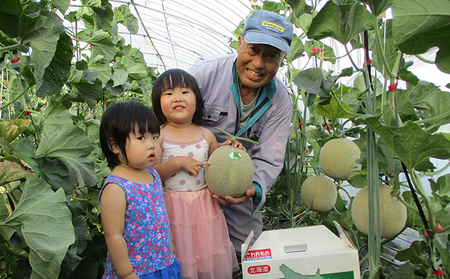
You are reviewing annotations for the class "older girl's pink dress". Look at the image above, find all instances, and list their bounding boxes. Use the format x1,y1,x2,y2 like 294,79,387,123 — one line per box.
161,128,239,279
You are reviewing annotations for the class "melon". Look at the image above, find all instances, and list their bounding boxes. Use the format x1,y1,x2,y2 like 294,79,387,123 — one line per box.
205,145,254,198
351,184,407,238
301,175,337,212
319,138,361,180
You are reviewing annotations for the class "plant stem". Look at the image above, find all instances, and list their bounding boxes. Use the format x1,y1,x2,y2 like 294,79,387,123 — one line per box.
344,44,362,72
373,17,395,79
0,84,31,111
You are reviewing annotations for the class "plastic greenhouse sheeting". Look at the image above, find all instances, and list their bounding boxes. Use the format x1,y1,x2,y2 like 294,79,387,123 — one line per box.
67,0,252,73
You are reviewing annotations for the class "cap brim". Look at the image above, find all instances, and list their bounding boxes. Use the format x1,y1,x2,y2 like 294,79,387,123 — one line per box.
244,32,291,54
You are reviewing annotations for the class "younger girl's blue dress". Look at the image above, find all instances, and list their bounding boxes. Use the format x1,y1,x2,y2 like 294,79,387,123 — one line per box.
99,167,182,279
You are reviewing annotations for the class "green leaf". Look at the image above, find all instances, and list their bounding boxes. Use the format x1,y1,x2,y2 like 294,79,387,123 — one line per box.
293,67,324,95
392,0,450,73
12,137,40,175
73,78,103,108
35,104,97,187
410,81,450,128
360,0,393,16
79,29,116,63
286,34,304,63
5,174,75,279
121,48,148,80
88,55,112,87
307,1,374,45
0,120,31,143
115,5,138,35
81,0,102,8
286,0,310,19
314,97,354,121
0,0,22,38
360,116,450,170
51,0,70,14
21,15,60,89
429,174,450,198
36,32,73,97
0,157,33,186
38,157,78,200
112,61,128,87
92,4,114,32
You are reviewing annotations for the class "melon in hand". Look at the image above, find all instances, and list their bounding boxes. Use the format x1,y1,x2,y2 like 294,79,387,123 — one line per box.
205,145,254,198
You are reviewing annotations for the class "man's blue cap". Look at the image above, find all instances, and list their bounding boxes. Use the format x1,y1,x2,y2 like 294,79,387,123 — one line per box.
242,10,294,54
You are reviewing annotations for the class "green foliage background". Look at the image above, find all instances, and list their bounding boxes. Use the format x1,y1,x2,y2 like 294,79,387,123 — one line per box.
1,0,450,278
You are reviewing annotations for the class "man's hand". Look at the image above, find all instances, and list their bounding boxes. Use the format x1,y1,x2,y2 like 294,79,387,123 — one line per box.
212,185,256,206
219,138,247,151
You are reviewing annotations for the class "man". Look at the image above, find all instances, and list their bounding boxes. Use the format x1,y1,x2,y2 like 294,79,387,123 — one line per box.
187,10,294,262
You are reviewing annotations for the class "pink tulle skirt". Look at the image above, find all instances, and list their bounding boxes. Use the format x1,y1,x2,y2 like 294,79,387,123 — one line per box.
163,188,239,279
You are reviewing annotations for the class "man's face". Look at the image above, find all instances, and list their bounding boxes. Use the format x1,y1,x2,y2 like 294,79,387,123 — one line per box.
236,36,286,91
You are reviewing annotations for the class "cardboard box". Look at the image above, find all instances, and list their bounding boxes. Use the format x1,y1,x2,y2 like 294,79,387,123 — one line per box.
241,221,360,278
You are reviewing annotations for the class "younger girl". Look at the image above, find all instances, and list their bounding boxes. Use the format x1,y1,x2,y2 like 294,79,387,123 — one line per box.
99,102,182,279
152,69,239,279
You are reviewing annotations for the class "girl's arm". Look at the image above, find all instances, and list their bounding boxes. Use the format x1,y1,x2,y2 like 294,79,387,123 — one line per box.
101,184,139,279
154,132,210,180
154,156,211,180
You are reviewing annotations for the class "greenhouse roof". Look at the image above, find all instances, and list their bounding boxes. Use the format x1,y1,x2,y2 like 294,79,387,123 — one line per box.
68,0,253,73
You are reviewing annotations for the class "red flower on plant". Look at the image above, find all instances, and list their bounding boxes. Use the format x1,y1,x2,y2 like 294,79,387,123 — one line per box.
363,59,372,67
431,269,444,276
324,125,331,130
11,57,21,63
388,83,398,92
312,47,321,53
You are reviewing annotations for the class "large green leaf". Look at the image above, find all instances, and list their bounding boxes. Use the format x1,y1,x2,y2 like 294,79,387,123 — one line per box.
112,60,128,87
4,174,75,279
360,116,450,170
36,32,73,97
78,29,116,63
307,1,374,45
88,54,112,87
121,47,148,80
285,34,304,63
0,0,22,38
73,78,103,108
314,97,354,121
410,81,450,128
114,5,138,35
392,0,450,73
12,137,40,175
21,15,60,89
35,104,97,187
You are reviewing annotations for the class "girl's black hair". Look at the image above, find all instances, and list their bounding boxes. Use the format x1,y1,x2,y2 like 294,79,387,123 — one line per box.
100,101,160,169
151,69,204,126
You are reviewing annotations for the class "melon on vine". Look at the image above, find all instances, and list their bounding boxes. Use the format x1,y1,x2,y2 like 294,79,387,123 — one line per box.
351,184,407,238
319,138,361,180
301,175,337,212
204,128,257,198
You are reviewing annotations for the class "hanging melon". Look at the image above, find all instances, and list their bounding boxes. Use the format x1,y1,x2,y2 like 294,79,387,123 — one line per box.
319,138,361,180
351,184,407,238
301,175,337,212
